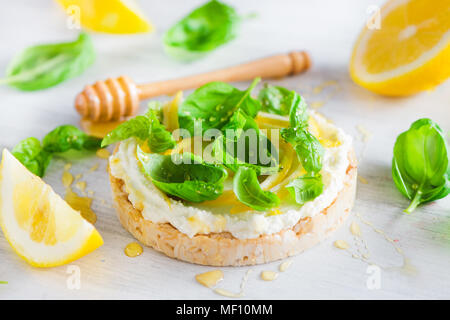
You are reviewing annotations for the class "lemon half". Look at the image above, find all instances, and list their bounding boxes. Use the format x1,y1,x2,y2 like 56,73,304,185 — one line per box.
0,149,103,267
350,0,450,96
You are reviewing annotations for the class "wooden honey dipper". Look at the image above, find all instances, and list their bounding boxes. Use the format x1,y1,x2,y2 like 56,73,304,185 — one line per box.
75,50,311,122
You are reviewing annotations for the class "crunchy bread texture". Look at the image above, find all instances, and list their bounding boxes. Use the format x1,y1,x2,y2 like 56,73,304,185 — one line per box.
109,149,357,266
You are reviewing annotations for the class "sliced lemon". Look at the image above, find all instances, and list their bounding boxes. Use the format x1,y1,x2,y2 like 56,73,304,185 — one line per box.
350,0,450,96
56,0,152,34
0,149,103,267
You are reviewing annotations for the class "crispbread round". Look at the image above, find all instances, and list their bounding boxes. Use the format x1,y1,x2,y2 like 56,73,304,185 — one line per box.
108,149,357,266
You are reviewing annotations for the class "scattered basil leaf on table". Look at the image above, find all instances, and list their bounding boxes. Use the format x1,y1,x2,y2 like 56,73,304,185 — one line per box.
43,125,101,153
137,148,228,202
12,137,52,177
1,33,95,91
392,118,450,213
258,84,299,116
286,174,324,205
178,78,261,135
102,108,175,153
163,0,240,61
12,125,101,177
233,166,280,211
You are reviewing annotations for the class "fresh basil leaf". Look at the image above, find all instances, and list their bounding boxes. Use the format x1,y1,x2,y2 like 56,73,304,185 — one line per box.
281,127,324,174
286,174,324,205
163,0,239,61
213,109,278,174
258,84,299,116
102,108,175,153
146,109,176,153
392,118,450,213
288,93,308,129
12,137,52,177
137,148,228,202
42,125,101,153
101,116,150,147
2,33,95,91
233,166,280,211
178,78,261,135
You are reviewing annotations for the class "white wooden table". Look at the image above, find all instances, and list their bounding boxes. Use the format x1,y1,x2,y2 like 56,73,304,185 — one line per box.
0,0,449,299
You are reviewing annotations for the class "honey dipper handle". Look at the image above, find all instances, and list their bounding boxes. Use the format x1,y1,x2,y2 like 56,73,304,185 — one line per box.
138,51,311,99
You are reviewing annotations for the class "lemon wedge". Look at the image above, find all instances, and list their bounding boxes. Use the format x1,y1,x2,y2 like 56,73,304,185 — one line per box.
0,149,103,267
350,0,450,96
56,0,153,34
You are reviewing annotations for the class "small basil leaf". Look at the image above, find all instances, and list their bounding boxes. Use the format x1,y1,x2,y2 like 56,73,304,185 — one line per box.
102,116,150,147
392,118,450,213
286,174,324,205
2,33,95,91
163,0,240,61
12,137,52,177
233,166,280,211
146,109,176,153
178,78,261,135
281,127,324,174
258,84,298,116
288,94,308,129
137,148,228,202
42,125,101,153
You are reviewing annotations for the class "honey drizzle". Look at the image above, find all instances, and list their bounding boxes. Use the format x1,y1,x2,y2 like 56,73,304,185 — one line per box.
62,163,97,225
124,242,143,257
213,269,252,298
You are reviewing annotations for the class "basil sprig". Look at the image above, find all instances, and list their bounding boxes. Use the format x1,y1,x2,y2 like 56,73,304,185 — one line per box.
178,78,261,136
102,107,176,153
163,0,240,61
279,93,324,205
12,125,102,177
281,94,323,174
137,148,228,202
1,33,95,91
392,118,450,213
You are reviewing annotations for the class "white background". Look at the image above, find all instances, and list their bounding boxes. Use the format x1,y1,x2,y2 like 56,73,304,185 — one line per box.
0,0,449,299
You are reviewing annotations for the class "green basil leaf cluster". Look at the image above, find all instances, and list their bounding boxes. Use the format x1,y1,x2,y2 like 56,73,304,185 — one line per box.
258,84,299,116
1,33,95,91
178,78,261,136
163,0,239,61
137,148,228,202
12,125,102,177
212,109,279,175
279,93,324,205
281,94,323,174
102,107,176,153
392,118,450,213
233,167,280,211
